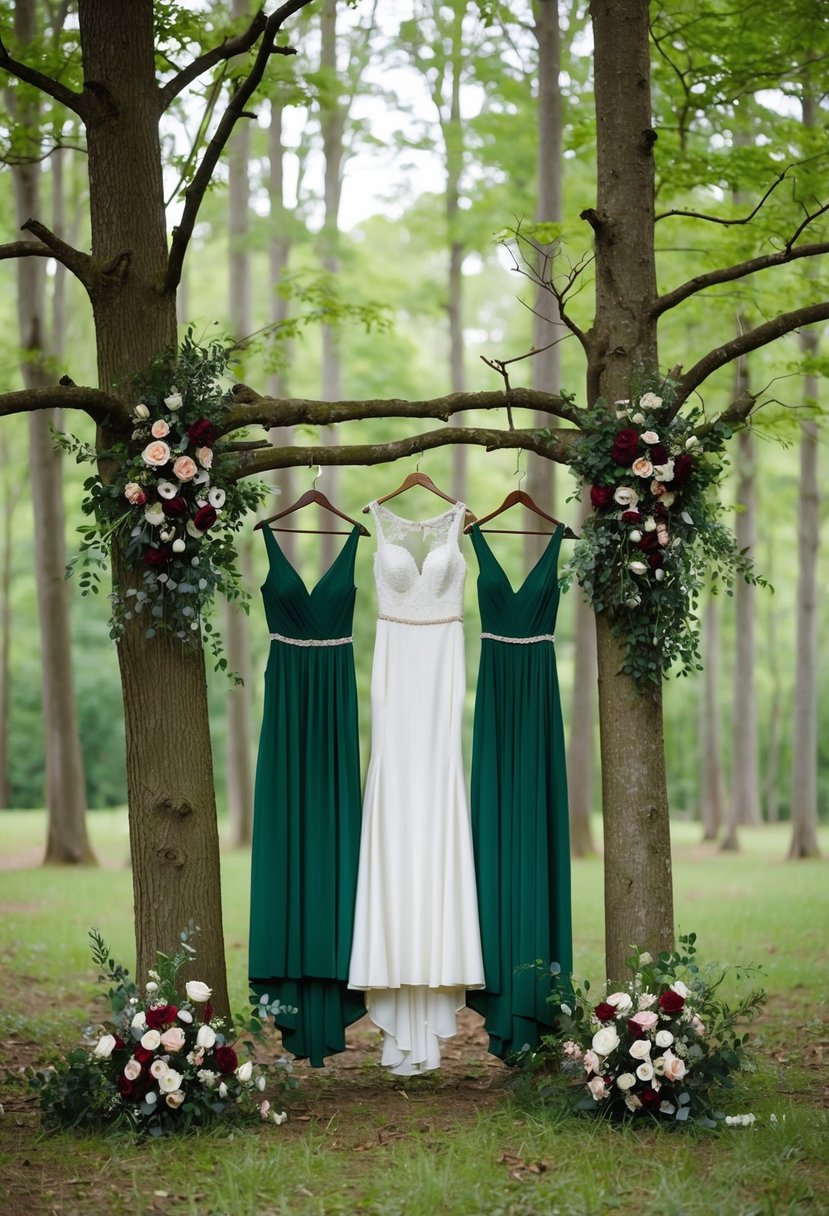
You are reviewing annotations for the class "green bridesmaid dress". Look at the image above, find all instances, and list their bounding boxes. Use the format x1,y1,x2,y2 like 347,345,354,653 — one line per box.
467,523,572,1061
249,525,366,1066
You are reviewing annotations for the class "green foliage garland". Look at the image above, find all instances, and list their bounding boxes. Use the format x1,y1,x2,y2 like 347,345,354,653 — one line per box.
61,332,267,672
562,382,768,686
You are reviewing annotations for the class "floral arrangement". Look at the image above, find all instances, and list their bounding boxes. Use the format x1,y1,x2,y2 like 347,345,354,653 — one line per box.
29,925,295,1137
563,381,767,686
62,332,267,670
529,933,766,1128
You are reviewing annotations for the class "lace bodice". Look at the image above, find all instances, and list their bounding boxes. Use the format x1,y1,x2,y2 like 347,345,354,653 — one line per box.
369,501,467,623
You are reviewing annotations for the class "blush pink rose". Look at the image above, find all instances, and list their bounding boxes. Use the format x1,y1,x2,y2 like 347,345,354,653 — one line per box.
172,455,198,482
124,482,146,505
650,479,667,498
661,1049,687,1082
151,419,170,439
583,1049,601,1074
631,457,653,479
629,1010,659,1032
142,440,171,468
587,1075,609,1101
196,446,213,469
159,1026,186,1053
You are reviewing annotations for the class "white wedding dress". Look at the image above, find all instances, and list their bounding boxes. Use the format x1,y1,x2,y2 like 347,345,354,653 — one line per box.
348,501,484,1075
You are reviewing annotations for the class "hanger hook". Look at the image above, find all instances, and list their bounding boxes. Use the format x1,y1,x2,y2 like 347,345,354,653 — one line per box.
514,451,526,490
415,448,424,472
311,464,321,490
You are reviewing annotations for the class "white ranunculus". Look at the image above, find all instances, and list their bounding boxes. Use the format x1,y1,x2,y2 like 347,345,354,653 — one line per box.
140,1029,161,1051
208,487,226,509
615,1072,636,1091
93,1033,117,1058
638,392,663,411
144,503,165,527
236,1060,253,1083
134,402,150,419
655,1030,674,1048
629,1039,652,1060
591,1026,620,1057
635,1061,654,1082
628,560,648,576
613,485,639,509
641,430,659,444
196,1024,216,1050
606,992,633,1015
172,538,186,554
185,980,212,1004
123,1057,142,1081
164,390,183,411
159,1068,183,1093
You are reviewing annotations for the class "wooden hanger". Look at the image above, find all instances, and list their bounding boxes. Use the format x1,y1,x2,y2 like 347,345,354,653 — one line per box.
464,488,577,537
256,487,370,536
364,470,477,522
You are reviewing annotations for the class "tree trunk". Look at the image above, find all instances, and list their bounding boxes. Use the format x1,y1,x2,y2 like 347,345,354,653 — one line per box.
699,596,724,841
788,326,821,858
11,0,93,862
762,557,783,825
567,496,597,856
731,425,761,825
79,0,229,1008
225,4,255,848
590,0,672,980
526,0,562,569
446,4,467,503
0,430,20,809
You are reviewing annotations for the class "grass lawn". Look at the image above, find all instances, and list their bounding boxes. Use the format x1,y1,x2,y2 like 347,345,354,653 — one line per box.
1,811,827,1215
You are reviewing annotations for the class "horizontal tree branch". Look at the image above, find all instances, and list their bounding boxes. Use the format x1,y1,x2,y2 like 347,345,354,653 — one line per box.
18,217,95,287
164,0,314,293
654,164,790,225
0,383,130,426
653,241,829,317
0,32,88,118
220,384,586,434
227,424,580,482
158,8,268,112
695,390,758,437
677,301,829,405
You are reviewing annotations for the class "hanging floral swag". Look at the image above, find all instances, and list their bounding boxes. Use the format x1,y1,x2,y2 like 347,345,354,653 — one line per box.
561,380,769,687
61,332,267,673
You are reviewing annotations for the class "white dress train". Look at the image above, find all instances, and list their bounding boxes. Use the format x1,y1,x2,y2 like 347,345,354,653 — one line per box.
348,501,484,1075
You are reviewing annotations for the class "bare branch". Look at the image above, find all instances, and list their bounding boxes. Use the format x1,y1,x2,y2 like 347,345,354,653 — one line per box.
695,390,758,437
220,384,585,436
0,31,88,118
227,424,580,482
655,165,791,225
17,217,95,287
652,241,829,317
677,301,829,406
164,0,314,293
0,383,129,426
158,9,268,112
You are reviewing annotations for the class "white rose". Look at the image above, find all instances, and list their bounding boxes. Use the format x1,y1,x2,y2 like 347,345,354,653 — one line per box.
144,504,164,528
641,431,659,444
653,459,675,482
606,992,633,1015
177,1009,193,1025
655,1030,674,1048
159,1069,183,1093
145,981,158,993
613,486,639,509
93,1033,117,1058
131,1011,147,1030
185,980,212,1004
616,1072,636,1091
196,1024,216,1050
591,1026,620,1057
629,1039,652,1060
670,981,690,999
236,1060,253,1083
165,1090,186,1108
636,1061,654,1082
123,1057,142,1081
140,1029,161,1051
631,412,645,424
134,402,150,419
628,561,648,576
164,390,183,411
150,1059,169,1079
638,392,663,411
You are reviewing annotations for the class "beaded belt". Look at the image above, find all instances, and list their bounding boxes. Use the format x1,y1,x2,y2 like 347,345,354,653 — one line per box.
269,631,352,647
481,632,555,645
378,614,463,626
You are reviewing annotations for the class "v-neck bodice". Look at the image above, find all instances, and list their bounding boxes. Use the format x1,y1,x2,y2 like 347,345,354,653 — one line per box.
470,524,563,639
260,525,360,641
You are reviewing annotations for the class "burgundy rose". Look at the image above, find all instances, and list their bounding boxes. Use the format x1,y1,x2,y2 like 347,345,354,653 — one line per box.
659,989,685,1014
117,1073,135,1098
639,1086,661,1109
672,453,693,487
594,1002,616,1023
650,443,669,464
648,551,664,570
627,1017,647,1039
638,532,659,552
112,1035,126,1051
193,504,218,532
134,1045,154,1064
654,502,669,519
146,1004,178,1030
621,510,641,523
590,484,615,510
610,428,640,466
214,1044,238,1075
144,545,171,566
133,1071,153,1101
187,418,219,447
162,495,188,518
